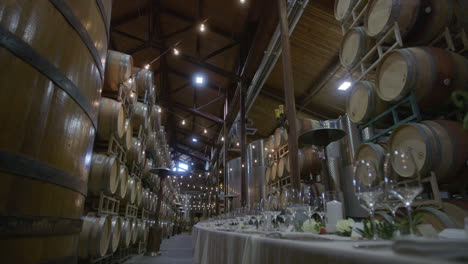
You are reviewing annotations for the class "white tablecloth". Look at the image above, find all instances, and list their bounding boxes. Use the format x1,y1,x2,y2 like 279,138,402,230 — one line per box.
192,225,460,264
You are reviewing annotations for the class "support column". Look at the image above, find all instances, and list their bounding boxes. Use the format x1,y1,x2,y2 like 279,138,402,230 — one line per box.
277,0,300,191
240,82,247,207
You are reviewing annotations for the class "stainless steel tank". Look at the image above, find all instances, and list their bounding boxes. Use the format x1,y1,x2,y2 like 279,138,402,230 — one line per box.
246,139,267,207
227,157,242,210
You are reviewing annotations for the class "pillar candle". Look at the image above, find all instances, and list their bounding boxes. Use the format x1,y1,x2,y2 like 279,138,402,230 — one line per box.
326,200,344,233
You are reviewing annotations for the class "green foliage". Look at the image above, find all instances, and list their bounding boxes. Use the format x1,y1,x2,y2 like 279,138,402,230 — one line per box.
355,213,424,239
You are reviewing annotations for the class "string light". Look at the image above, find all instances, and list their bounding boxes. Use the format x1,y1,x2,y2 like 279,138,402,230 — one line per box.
199,23,206,32
158,107,162,113
173,48,180,56
144,64,150,70
204,129,207,134
182,120,186,125
240,0,246,3
236,142,240,146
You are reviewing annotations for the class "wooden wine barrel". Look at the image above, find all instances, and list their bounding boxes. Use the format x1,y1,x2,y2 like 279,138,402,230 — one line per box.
136,180,143,207
97,97,126,140
441,201,468,228
103,50,133,92
131,102,149,132
127,137,143,166
334,0,358,21
116,164,129,200
138,220,149,242
376,47,468,108
274,127,288,147
415,206,459,233
389,120,468,182
142,188,150,209
340,27,375,69
79,216,111,259
347,81,389,125
146,131,158,156
265,166,272,183
271,162,278,182
131,219,138,244
119,219,132,247
143,158,154,179
88,154,119,196
0,0,111,262
354,143,387,180
148,84,156,104
108,216,122,254
266,135,275,152
150,105,162,132
366,0,457,44
298,148,322,176
278,156,287,178
125,177,137,204
120,120,132,151
133,68,154,98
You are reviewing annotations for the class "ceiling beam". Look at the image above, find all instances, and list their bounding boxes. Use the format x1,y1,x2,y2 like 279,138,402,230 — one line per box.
112,29,147,43
173,102,224,124
175,127,215,147
167,67,221,93
124,42,150,55
175,145,210,162
201,41,239,61
179,53,240,81
161,25,194,40
260,87,333,119
195,95,225,111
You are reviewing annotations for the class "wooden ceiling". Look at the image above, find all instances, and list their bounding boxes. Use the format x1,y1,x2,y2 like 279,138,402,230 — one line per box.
110,0,348,167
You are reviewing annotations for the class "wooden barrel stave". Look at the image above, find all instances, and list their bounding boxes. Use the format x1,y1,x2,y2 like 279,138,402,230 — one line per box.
116,164,129,200
334,0,359,21
88,154,119,195
131,102,149,132
271,162,278,182
125,177,136,204
274,127,288,147
377,47,468,108
79,215,111,259
133,68,154,98
97,97,126,140
340,27,375,69
103,50,133,92
278,156,287,178
120,219,132,247
108,216,122,254
347,81,389,125
127,137,143,167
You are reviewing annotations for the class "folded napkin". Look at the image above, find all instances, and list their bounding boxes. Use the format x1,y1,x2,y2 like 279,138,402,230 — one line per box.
393,237,468,261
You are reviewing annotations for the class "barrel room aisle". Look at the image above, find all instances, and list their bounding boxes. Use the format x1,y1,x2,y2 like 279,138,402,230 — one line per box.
0,0,467,264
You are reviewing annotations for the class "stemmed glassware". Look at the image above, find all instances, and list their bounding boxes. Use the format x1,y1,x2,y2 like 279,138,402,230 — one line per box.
302,186,317,220
353,159,384,240
384,149,423,235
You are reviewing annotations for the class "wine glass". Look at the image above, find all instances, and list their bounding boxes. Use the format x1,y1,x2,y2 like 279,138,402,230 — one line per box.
382,192,403,224
302,186,317,219
384,149,423,236
315,194,326,223
353,159,384,240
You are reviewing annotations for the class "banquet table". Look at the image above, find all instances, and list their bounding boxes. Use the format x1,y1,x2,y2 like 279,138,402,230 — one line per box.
192,224,463,264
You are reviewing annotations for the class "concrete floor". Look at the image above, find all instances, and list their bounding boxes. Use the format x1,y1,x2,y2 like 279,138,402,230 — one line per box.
125,234,193,264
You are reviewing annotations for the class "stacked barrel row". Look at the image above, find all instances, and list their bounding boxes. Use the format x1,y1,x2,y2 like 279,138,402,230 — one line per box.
336,0,468,227
0,1,113,263
336,0,468,181
338,0,468,127
78,49,171,260
264,125,322,185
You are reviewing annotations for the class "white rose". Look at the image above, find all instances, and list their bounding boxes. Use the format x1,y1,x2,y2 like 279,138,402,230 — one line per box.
302,219,319,234
336,218,355,234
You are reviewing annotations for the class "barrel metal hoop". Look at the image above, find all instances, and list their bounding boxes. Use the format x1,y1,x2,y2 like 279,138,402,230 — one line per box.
0,25,98,130
50,0,105,81
0,215,82,237
39,255,77,264
0,151,88,195
95,0,110,41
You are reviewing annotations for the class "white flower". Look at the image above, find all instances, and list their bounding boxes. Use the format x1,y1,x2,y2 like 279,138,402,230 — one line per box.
302,219,319,234
336,218,355,234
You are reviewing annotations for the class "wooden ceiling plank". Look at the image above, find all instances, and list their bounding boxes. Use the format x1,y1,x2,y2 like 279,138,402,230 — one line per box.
201,41,239,61
173,102,224,124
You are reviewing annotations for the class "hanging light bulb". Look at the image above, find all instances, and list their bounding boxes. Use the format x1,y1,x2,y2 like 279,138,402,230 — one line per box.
182,119,186,125
158,107,162,113
173,48,180,56
221,136,224,141
144,64,150,70
204,129,207,134
199,23,206,32
236,142,240,146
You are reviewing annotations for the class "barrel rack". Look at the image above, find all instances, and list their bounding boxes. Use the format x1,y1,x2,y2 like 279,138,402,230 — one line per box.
339,0,468,211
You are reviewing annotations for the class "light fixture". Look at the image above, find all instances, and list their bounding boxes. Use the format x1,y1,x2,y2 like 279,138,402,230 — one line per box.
158,107,162,113
144,64,150,70
221,137,224,141
199,23,206,32
194,75,204,85
203,129,207,134
240,0,246,3
236,142,240,146
173,48,180,56
191,162,194,165
219,170,222,173
252,145,255,149
182,119,186,125
338,81,352,91
192,138,198,142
